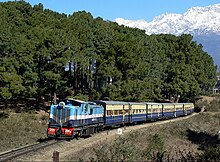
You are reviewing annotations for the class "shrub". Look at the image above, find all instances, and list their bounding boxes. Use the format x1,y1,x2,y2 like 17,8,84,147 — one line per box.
92,133,165,161
0,111,9,119
93,136,139,161
198,145,220,161
205,99,220,112
195,100,208,112
68,94,89,101
143,133,165,158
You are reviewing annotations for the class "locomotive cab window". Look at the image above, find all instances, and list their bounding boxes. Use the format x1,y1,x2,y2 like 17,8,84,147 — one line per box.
84,104,88,112
90,108,93,115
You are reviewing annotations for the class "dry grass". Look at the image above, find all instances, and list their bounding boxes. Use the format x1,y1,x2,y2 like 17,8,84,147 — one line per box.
0,110,48,152
67,112,220,161
201,96,216,103
1,96,220,160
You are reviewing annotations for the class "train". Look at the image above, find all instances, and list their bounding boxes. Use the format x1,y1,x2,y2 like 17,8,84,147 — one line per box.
47,98,194,139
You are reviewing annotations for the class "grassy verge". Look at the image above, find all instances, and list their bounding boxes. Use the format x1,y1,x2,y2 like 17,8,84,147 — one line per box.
68,112,220,161
1,96,219,160
0,110,48,152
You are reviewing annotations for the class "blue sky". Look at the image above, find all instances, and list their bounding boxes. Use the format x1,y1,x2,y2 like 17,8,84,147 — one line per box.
1,0,220,21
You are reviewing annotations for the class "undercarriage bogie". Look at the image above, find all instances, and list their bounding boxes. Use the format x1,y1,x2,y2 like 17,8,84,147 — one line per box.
47,125,103,139
71,125,103,137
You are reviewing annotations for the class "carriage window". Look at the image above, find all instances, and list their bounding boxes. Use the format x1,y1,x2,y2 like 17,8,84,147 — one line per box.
114,110,119,115
107,110,112,115
106,110,111,115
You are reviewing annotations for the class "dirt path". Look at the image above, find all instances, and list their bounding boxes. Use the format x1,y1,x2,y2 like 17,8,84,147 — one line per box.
16,113,199,161
201,95,215,103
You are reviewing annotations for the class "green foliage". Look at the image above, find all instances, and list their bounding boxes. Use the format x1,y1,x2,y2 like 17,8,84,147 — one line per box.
0,72,24,100
0,1,216,105
72,94,89,102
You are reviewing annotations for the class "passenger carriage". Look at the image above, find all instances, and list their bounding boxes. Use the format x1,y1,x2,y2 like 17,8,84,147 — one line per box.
129,102,146,122
184,103,194,115
47,99,195,139
162,103,175,118
173,103,184,117
94,101,130,126
146,102,163,120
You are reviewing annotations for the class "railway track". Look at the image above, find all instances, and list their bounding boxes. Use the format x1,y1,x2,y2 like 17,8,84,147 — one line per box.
0,111,203,161
0,139,61,162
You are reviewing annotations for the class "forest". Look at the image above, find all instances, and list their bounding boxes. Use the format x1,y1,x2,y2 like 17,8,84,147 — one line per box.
0,1,217,107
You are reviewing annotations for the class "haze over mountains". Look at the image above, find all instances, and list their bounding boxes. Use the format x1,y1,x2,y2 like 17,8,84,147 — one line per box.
115,4,220,66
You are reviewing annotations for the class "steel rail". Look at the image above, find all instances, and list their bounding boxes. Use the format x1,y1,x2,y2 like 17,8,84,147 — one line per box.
0,110,202,161
0,140,61,161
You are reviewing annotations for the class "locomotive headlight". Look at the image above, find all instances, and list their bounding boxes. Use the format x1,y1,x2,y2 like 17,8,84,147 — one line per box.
65,129,72,135
47,128,56,135
48,128,55,132
66,130,71,133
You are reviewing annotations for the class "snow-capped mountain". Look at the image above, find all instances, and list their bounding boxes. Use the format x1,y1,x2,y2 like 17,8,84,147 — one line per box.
115,4,220,66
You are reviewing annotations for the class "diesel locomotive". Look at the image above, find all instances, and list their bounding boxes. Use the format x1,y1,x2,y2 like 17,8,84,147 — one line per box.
47,98,194,139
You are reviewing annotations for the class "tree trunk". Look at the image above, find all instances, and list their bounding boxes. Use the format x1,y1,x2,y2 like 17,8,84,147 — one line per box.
175,94,180,103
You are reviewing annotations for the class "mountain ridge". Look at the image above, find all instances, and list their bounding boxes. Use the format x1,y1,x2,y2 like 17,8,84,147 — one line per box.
115,4,220,66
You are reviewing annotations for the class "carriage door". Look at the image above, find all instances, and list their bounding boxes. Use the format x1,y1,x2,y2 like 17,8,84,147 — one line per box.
158,104,160,117
122,105,125,122
146,104,148,120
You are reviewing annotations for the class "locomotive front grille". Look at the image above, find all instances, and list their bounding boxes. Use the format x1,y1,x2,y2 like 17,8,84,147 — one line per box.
51,108,71,126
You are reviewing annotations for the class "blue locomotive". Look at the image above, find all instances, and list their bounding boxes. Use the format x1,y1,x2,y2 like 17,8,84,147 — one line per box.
47,99,104,138
47,99,194,139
